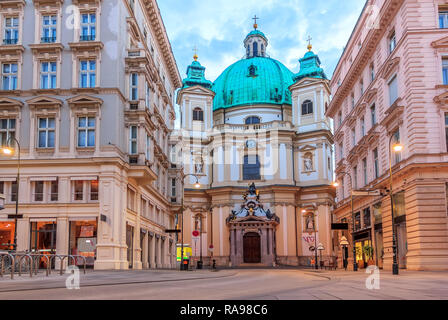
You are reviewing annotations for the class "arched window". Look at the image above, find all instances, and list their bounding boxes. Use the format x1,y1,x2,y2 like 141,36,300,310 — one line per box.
253,42,258,57
243,155,260,180
261,44,264,56
193,107,203,121
302,100,313,115
245,116,261,125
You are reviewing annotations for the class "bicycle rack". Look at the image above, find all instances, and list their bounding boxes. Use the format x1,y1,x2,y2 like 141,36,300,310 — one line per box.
16,254,33,278
60,255,76,276
0,254,15,279
72,255,87,274
29,254,51,277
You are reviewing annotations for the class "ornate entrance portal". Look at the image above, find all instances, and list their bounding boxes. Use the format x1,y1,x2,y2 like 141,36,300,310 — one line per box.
227,183,279,267
243,232,261,263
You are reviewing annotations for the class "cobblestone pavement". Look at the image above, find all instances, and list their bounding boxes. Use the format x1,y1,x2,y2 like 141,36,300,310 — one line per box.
0,268,447,300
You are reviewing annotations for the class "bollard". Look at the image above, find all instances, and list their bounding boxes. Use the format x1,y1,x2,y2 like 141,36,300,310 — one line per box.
212,259,216,269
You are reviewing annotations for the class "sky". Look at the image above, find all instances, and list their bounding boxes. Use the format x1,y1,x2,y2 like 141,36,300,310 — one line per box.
158,0,367,83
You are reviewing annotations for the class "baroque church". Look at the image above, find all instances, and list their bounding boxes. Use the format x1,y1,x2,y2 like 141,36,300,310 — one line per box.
171,20,335,267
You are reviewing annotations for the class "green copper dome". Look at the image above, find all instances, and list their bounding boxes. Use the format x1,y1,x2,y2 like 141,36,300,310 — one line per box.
212,57,295,111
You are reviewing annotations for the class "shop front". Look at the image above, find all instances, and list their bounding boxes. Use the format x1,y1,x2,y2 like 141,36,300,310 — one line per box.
69,220,98,267
0,221,14,250
372,202,383,269
393,192,407,269
30,221,57,254
353,231,373,269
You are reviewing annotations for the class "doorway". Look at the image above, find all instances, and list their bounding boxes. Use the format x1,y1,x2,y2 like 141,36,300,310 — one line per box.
243,232,261,263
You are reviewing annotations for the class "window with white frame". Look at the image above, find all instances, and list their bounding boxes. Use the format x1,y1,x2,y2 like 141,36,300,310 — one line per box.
146,134,151,160
41,15,57,43
389,30,396,54
388,75,398,106
0,118,15,147
33,181,44,202
74,180,84,201
4,17,19,45
2,63,18,90
90,180,98,201
77,117,95,147
72,180,98,202
37,118,55,148
80,13,96,41
79,60,96,88
373,148,379,179
130,73,138,101
40,62,57,89
129,125,137,155
50,180,58,202
443,58,448,85
440,10,448,28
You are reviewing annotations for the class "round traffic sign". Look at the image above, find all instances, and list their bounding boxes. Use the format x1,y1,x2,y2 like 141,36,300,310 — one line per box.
192,230,199,237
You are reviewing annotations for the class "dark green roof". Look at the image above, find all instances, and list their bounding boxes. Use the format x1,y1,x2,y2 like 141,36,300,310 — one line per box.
293,50,328,82
182,60,213,89
212,57,295,111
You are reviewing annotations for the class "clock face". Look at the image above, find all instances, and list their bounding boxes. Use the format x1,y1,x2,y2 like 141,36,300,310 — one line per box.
246,140,256,149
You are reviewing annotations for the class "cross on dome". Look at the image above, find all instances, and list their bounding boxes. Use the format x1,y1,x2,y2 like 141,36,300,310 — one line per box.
307,35,313,51
193,45,199,61
252,15,259,29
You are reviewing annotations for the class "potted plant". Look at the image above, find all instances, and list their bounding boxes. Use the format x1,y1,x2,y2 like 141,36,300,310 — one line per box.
363,245,375,266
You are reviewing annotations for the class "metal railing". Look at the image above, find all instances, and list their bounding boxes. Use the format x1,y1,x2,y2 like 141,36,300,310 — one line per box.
0,252,87,279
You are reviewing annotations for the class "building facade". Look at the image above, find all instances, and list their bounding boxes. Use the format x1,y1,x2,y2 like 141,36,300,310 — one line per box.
0,0,182,270
172,23,336,268
327,0,448,271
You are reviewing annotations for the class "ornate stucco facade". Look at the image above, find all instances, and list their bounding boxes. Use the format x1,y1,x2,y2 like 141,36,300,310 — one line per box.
172,25,336,267
327,0,448,271
0,0,182,270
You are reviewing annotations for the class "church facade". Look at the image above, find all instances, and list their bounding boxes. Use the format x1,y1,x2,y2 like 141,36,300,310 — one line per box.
171,23,336,267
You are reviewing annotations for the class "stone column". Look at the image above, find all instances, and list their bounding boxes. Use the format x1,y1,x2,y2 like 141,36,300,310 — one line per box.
150,234,156,268
142,232,148,269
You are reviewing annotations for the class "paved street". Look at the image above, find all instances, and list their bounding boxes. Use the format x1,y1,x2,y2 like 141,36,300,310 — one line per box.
0,268,448,300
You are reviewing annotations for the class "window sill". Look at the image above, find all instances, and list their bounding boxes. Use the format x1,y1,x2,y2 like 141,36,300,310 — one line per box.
36,148,55,154
76,147,95,153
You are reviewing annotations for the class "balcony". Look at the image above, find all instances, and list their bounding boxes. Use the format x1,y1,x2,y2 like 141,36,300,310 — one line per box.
80,35,95,42
41,37,56,44
3,38,18,45
213,120,293,133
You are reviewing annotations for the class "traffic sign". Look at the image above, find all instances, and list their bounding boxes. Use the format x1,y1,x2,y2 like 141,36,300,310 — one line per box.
192,230,199,237
309,246,315,252
208,244,214,252
351,190,381,196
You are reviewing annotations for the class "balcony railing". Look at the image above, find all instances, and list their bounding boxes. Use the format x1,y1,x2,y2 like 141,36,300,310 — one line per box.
41,37,56,43
3,38,18,45
214,120,293,133
80,35,95,41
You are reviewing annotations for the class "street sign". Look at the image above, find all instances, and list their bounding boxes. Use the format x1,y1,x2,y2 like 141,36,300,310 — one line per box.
192,230,199,237
165,229,181,233
351,190,381,197
331,223,349,230
208,244,214,252
7,214,23,219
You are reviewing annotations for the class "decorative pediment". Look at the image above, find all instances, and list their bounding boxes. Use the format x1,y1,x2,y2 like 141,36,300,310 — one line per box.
29,43,64,55
33,0,64,8
176,85,215,104
289,77,330,93
0,97,23,108
26,96,62,107
434,91,448,105
381,98,404,131
380,57,400,80
363,88,378,104
67,94,103,107
431,35,448,49
298,144,317,152
0,0,25,9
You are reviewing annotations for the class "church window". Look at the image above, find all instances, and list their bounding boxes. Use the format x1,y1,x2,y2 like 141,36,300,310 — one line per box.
243,155,260,180
245,116,260,125
193,107,203,121
301,100,313,115
253,42,258,57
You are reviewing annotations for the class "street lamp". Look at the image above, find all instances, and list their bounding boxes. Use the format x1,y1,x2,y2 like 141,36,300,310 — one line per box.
339,236,349,270
389,135,403,275
317,243,324,269
180,173,200,270
333,171,358,271
1,136,20,252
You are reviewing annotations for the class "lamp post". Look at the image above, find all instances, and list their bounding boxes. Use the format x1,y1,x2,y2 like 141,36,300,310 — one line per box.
317,243,324,269
339,236,349,270
180,173,200,270
332,171,357,271
389,135,403,275
1,136,20,252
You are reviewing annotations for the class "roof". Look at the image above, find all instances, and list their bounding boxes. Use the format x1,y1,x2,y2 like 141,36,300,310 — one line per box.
212,56,295,111
293,50,328,82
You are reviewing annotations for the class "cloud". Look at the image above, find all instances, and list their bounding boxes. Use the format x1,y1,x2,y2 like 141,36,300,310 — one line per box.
157,0,366,125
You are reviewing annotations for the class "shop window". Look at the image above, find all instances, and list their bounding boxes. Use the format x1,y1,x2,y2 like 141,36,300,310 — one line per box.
69,221,97,266
30,222,57,255
0,222,14,250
